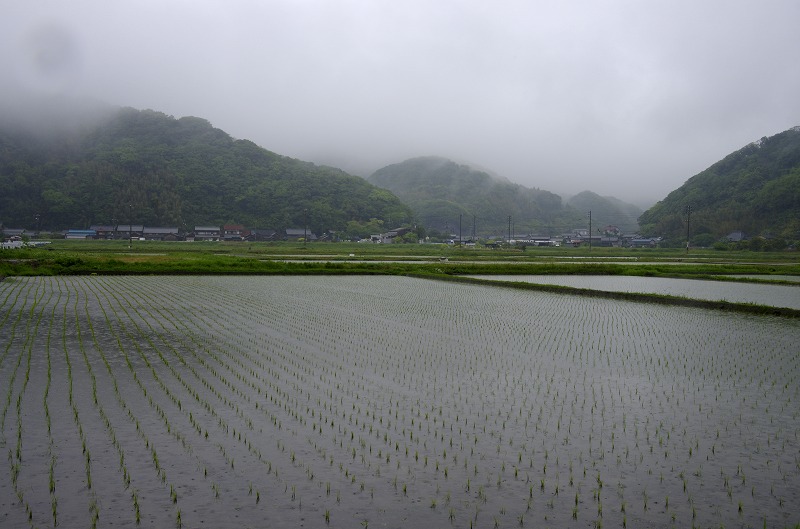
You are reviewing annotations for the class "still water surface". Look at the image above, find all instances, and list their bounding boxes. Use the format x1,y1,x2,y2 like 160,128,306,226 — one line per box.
466,274,800,309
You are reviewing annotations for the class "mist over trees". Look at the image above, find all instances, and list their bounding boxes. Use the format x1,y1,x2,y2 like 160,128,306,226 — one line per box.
0,106,413,233
565,191,643,234
368,156,585,236
638,127,800,244
3,94,797,248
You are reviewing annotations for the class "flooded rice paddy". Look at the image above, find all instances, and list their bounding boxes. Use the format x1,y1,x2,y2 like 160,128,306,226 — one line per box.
466,275,800,310
1,275,799,528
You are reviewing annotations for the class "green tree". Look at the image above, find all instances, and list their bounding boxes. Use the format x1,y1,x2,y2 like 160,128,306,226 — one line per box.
0,106,414,230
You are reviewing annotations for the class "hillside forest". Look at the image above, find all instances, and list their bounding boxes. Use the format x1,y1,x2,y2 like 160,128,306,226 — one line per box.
2,102,798,247
0,107,413,237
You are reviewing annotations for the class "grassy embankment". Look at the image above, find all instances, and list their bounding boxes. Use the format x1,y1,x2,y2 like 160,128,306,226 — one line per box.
2,240,798,317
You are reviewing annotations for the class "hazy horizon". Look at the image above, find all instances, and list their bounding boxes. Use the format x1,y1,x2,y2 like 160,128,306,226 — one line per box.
2,1,799,206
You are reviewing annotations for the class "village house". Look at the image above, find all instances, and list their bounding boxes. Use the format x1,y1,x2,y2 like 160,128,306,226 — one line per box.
248,229,277,241
142,227,181,241
89,225,116,239
222,224,247,241
65,229,97,239
114,225,144,240
629,237,658,248
285,228,317,241
193,226,222,241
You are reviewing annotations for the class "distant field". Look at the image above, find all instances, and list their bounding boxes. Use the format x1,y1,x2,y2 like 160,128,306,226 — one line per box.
31,239,800,260
2,239,799,320
2,239,798,275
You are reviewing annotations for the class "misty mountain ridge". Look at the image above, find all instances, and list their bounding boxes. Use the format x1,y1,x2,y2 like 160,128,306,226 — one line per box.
443,158,511,184
368,157,591,236
564,191,643,234
4,95,795,244
0,104,413,233
638,126,800,242
0,90,117,140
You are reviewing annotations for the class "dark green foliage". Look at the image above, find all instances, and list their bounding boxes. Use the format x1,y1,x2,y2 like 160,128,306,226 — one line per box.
0,107,413,232
638,127,800,241
368,156,584,235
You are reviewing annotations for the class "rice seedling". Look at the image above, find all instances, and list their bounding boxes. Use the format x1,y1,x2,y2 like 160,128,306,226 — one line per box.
2,274,798,528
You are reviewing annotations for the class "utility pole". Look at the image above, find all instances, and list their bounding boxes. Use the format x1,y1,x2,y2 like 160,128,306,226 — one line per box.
588,210,592,252
459,214,462,245
686,205,691,253
472,215,476,242
129,204,133,250
304,208,308,248
507,215,512,245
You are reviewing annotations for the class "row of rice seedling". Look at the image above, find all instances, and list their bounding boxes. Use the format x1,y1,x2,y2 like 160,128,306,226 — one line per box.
228,276,798,527
1,275,798,528
71,276,173,526
42,279,62,527
299,278,792,525
82,277,236,526
108,276,442,523
122,277,350,511
88,275,323,524
3,277,180,527
138,276,792,528
2,277,52,527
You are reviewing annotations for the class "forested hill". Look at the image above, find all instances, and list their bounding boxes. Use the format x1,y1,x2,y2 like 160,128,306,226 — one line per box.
565,191,643,234
368,156,584,236
638,127,800,242
0,107,413,233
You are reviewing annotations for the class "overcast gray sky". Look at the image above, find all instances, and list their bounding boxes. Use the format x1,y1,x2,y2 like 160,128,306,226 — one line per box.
3,0,799,205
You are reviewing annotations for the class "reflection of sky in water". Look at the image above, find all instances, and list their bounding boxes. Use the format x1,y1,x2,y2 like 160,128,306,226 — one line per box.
466,275,800,309
4,275,799,528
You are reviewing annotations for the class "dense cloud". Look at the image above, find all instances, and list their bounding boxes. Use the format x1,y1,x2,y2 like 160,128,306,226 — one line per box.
2,0,799,205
